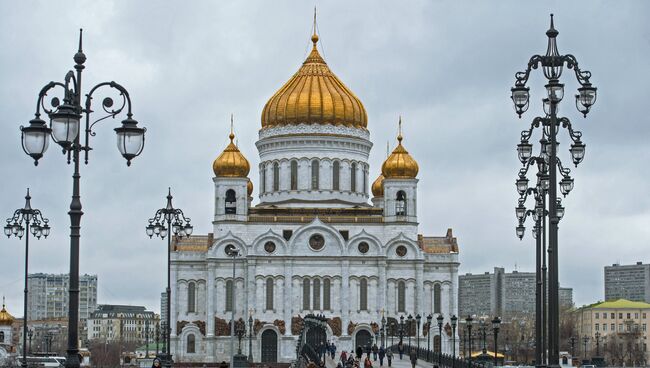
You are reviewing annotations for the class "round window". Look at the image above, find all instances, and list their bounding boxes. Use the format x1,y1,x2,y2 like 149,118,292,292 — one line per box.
309,234,325,251
358,242,369,254
264,241,276,254
396,245,407,257
224,244,238,256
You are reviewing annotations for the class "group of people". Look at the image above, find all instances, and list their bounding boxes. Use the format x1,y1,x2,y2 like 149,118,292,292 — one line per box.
331,342,396,368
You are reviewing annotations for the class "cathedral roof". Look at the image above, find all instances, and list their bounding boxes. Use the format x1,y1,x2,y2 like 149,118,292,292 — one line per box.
371,173,384,197
418,229,459,254
212,128,250,178
0,301,14,326
381,119,419,179
260,26,367,130
173,234,213,252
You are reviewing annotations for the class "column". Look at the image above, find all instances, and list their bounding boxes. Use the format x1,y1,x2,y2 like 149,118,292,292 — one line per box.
441,283,450,353
378,260,387,313
170,264,178,337
415,262,424,335
247,260,256,315
341,260,350,335
206,265,215,361
283,260,293,335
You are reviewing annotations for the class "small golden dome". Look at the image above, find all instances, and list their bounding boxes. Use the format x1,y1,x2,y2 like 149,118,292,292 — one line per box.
212,131,250,178
0,302,14,326
261,28,367,129
381,122,419,179
247,179,253,197
371,173,384,197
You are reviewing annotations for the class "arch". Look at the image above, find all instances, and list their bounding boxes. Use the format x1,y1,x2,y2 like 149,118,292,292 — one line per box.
332,161,340,190
290,160,298,190
396,190,406,216
385,233,422,259
359,278,368,311
433,284,441,314
261,329,278,362
347,231,383,256
273,162,279,191
187,334,196,353
187,282,196,313
266,278,274,311
311,159,319,190
225,189,237,214
289,218,346,255
351,162,357,192
398,281,406,313
354,329,373,353
209,232,248,258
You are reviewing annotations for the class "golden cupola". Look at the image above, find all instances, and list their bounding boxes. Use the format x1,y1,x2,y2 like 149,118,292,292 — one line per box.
0,301,14,326
260,27,367,129
212,129,250,178
382,120,419,179
371,174,385,197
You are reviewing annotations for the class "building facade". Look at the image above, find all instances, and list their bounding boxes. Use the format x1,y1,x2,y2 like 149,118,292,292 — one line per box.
605,262,650,303
27,273,98,320
87,305,158,344
459,268,573,319
574,299,650,365
170,25,460,364
0,302,15,363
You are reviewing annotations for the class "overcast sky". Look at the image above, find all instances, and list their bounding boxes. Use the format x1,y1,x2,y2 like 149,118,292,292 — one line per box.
1,1,648,316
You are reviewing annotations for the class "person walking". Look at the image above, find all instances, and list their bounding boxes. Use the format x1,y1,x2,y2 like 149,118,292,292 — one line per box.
356,345,363,360
386,348,393,367
331,342,337,360
409,348,417,368
398,341,404,360
372,343,378,361
378,346,385,367
364,356,373,368
341,350,347,363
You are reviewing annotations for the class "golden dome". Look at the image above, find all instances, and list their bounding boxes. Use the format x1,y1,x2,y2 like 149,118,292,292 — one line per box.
260,29,367,129
212,130,250,178
381,121,419,179
0,301,14,326
247,179,253,197
371,173,384,197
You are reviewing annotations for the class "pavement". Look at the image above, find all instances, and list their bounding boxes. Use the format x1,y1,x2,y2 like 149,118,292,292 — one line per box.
322,351,432,368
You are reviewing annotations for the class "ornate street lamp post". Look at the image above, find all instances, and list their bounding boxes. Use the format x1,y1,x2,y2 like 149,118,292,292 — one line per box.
28,330,33,354
511,15,597,366
426,314,432,361
582,335,589,360
146,189,193,367
390,321,395,348
594,332,600,357
569,336,575,360
466,316,473,365
407,314,413,348
480,319,487,354
155,322,160,355
492,317,501,367
415,314,421,350
236,321,245,355
4,189,50,368
437,314,444,367
248,309,254,362
399,315,405,345
18,30,146,368
451,315,458,358
381,309,386,347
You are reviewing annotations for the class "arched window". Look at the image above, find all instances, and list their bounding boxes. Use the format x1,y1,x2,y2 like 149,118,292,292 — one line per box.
187,334,196,353
332,161,340,190
433,335,441,353
187,282,196,313
350,162,357,192
261,164,266,194
225,189,237,214
323,279,331,310
313,278,321,310
396,190,407,216
266,278,274,311
226,280,234,312
360,278,368,311
433,284,441,314
273,162,279,191
398,281,406,312
362,164,367,194
0,331,4,343
311,159,319,190
302,279,310,310
290,160,298,190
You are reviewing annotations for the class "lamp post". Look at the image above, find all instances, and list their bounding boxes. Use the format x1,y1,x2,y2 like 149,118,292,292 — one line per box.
399,315,405,344
492,317,501,367
511,15,597,366
582,335,589,360
28,329,33,354
146,189,193,367
451,315,457,358
480,319,487,355
569,336,575,359
248,309,254,362
236,321,245,355
426,314,432,361
145,320,150,359
390,321,395,348
594,332,600,356
437,314,444,367
226,245,240,365
466,316,473,364
4,189,51,368
381,309,386,347
18,30,146,368
415,314,421,350
407,314,413,348
155,322,160,355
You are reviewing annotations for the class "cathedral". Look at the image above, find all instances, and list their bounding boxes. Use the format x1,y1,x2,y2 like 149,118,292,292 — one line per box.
170,23,460,364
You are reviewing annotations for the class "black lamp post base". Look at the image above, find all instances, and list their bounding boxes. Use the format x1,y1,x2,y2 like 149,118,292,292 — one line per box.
157,352,174,368
233,353,249,368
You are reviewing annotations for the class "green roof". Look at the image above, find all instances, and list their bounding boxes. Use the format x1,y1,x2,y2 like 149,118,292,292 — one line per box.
592,299,650,309
136,342,160,351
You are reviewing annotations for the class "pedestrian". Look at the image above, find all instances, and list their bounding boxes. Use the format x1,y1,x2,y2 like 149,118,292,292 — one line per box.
372,343,378,361
341,350,348,363
397,341,404,360
331,342,337,360
365,344,371,360
378,346,385,366
364,356,373,368
386,348,393,367
356,345,363,360
151,358,162,368
409,348,417,368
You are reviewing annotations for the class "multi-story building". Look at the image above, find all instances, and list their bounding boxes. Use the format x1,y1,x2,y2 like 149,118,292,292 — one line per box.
459,267,573,319
27,273,98,320
605,262,650,303
87,305,158,344
574,299,650,365
160,292,167,330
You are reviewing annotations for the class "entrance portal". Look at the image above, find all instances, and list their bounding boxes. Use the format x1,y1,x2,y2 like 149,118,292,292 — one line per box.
355,330,373,352
261,329,278,363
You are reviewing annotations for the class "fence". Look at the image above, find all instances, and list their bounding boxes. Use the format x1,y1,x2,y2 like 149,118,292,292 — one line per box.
389,343,486,368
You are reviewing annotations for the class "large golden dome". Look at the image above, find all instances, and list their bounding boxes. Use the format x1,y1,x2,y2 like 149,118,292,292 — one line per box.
382,122,419,179
0,301,14,326
371,173,384,197
260,31,367,129
212,130,250,178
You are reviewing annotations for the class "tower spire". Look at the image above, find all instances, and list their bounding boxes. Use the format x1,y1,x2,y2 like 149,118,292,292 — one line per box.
230,114,235,142
397,116,403,143
311,7,319,45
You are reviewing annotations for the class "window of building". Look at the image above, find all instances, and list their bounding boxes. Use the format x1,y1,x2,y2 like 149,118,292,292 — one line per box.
261,164,266,193
611,313,615,319
226,280,234,312
619,313,623,319
644,313,647,319
0,331,4,343
628,313,632,319
225,189,237,214
396,191,407,216
360,278,368,311
595,313,599,319
434,284,441,314
351,163,357,192
187,334,195,353
187,282,196,313
643,324,647,332
362,164,367,194
619,324,623,332
595,323,599,331
603,313,607,319
603,324,607,331
635,313,639,319
273,162,280,191
333,161,340,190
290,160,298,190
323,279,331,310
611,323,615,331
311,160,319,190
303,279,310,310
313,278,321,310
398,281,406,313
266,278,274,311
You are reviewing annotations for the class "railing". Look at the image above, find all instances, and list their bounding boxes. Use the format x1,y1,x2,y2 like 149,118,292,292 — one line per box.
388,344,486,368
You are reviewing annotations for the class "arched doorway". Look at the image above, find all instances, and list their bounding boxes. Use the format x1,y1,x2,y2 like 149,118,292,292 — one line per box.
261,329,278,363
355,330,373,351
306,326,327,352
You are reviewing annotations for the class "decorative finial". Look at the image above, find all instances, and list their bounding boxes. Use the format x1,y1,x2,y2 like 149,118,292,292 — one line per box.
311,7,319,45
2,296,5,309
229,114,235,142
78,28,83,52
24,188,32,210
386,141,390,158
397,116,403,143
74,28,87,65
546,13,558,38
